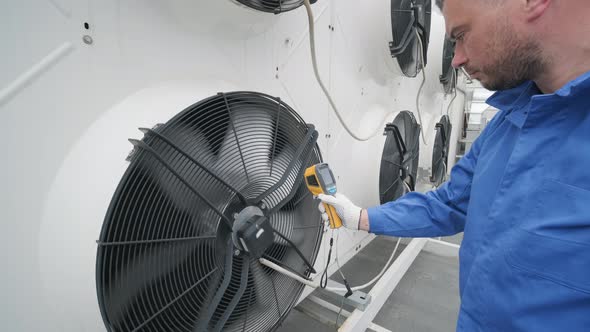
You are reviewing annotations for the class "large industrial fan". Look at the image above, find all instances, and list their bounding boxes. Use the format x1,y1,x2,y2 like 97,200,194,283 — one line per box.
235,0,317,13
430,115,452,187
379,111,421,204
439,37,457,94
96,91,324,332
389,0,432,77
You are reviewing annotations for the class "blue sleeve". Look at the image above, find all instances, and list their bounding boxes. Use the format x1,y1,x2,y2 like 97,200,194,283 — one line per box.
367,114,495,237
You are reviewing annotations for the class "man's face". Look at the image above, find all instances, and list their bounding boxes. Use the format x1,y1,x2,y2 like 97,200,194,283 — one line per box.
443,0,545,90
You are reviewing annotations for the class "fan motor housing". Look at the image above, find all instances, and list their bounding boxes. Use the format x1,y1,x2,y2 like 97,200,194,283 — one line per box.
235,214,274,258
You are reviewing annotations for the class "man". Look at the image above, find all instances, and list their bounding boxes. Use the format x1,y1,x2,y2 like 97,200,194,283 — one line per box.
318,0,590,330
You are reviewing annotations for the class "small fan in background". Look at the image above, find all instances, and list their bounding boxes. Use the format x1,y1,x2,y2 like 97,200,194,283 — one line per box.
389,0,432,77
379,111,421,204
440,37,458,95
235,0,317,14
430,115,452,187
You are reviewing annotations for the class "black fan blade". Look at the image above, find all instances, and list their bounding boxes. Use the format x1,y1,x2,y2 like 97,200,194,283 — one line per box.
131,127,215,215
380,111,421,203
407,121,421,190
440,37,457,94
431,149,445,186
396,111,420,190
431,115,451,186
250,260,283,326
380,135,404,203
211,256,250,332
195,239,236,331
254,126,318,211
129,138,233,229
216,106,275,181
142,126,241,229
381,175,404,198
248,259,307,332
100,239,216,331
139,127,249,205
264,180,319,274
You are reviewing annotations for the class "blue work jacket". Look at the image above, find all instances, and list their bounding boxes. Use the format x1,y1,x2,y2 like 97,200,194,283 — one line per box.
368,71,590,331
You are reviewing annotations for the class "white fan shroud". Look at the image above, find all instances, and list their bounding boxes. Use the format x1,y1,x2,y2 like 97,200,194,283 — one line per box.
38,80,239,330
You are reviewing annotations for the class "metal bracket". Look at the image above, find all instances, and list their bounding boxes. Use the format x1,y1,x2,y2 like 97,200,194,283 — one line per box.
318,280,372,311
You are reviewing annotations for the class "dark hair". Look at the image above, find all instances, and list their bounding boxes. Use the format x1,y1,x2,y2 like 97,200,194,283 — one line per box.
436,0,444,10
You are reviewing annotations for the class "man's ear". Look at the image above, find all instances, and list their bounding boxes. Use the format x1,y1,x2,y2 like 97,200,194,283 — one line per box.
523,0,551,22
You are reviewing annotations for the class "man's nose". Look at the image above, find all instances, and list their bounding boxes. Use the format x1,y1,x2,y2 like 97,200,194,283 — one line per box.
452,47,467,69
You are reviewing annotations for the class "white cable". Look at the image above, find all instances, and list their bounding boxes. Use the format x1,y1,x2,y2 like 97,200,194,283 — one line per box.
303,0,395,141
446,89,457,117
460,66,473,83
334,230,346,328
259,235,401,292
415,30,428,145
346,236,401,291
445,69,458,117
403,180,412,194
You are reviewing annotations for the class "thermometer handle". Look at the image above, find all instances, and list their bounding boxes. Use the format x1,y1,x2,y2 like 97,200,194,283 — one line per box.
323,202,342,229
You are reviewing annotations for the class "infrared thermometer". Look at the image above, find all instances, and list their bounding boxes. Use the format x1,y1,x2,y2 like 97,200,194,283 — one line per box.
304,163,342,229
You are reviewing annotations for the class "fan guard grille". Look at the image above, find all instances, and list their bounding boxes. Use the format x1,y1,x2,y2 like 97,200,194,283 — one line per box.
390,0,432,77
430,115,452,186
234,0,316,13
440,37,457,94
96,91,323,332
379,111,421,204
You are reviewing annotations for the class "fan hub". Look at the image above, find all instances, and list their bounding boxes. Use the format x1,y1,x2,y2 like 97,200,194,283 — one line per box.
231,206,274,258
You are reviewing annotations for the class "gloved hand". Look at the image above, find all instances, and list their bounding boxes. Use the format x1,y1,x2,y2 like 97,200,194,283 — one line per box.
317,193,362,231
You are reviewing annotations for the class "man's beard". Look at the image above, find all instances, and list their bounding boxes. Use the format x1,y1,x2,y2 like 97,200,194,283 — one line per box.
478,24,546,91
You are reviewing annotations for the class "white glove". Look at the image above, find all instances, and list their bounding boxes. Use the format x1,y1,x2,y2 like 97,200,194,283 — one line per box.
317,193,362,231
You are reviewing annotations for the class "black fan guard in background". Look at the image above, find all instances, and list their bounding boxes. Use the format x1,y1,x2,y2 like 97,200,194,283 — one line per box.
439,37,458,94
235,0,317,14
379,111,421,204
389,0,432,77
96,91,324,332
431,115,452,187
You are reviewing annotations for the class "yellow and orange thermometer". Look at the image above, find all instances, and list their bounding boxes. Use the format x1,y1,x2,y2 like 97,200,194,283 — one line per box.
304,163,342,229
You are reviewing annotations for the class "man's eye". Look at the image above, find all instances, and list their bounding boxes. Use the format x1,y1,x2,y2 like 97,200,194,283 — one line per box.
456,33,465,42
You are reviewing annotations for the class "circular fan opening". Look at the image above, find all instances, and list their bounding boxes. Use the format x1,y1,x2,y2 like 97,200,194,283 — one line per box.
389,0,432,77
439,37,457,94
379,111,421,204
234,0,316,14
96,91,323,332
430,115,452,187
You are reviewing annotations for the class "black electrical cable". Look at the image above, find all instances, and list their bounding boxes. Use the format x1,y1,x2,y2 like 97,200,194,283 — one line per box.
333,230,352,330
319,203,353,329
320,237,333,289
